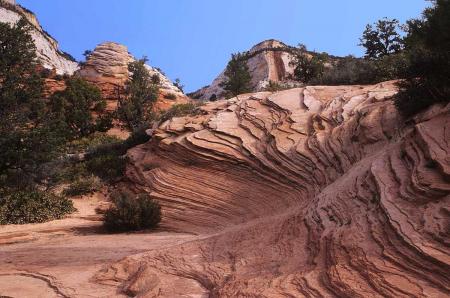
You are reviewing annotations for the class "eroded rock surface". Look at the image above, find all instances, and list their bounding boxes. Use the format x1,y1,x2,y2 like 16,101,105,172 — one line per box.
77,42,186,107
193,39,303,100
0,1,79,75
98,81,450,297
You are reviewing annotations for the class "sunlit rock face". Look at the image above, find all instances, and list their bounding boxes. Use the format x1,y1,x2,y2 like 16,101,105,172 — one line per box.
95,81,450,297
192,39,303,100
0,2,79,75
77,42,187,110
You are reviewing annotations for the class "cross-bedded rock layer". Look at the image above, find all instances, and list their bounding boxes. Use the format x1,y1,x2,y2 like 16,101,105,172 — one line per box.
96,81,450,297
77,42,185,102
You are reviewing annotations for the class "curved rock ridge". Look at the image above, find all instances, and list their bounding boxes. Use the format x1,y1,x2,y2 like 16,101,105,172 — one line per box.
192,39,302,100
77,42,185,103
0,1,78,75
97,81,450,297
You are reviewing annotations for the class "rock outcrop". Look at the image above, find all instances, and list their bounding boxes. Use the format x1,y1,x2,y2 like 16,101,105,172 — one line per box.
0,1,78,75
96,81,450,297
192,39,303,100
77,42,187,111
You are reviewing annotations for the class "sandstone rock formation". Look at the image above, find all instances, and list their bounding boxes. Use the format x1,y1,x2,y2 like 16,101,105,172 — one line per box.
77,42,186,108
192,39,303,100
95,81,450,297
0,1,78,75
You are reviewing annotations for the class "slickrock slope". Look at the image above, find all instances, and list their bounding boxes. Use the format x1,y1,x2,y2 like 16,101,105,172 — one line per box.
0,1,78,74
97,81,450,297
193,39,302,100
78,42,186,109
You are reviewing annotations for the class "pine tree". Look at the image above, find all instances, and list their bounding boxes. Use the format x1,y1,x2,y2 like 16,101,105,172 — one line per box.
395,0,450,116
220,53,252,98
0,19,66,189
359,18,404,59
50,78,112,138
117,58,159,131
290,45,327,83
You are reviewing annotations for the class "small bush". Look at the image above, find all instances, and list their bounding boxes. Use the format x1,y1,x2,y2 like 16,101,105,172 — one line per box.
265,80,286,92
63,176,100,197
66,132,121,153
164,93,177,100
159,103,203,123
0,190,75,225
104,191,161,232
86,154,127,181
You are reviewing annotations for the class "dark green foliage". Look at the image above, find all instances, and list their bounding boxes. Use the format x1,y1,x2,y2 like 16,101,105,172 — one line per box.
0,190,75,225
290,46,327,83
86,127,151,163
50,78,112,138
313,56,377,85
66,132,121,154
174,78,184,93
360,18,404,59
220,53,252,98
209,94,217,101
151,74,161,85
117,58,159,131
86,154,127,181
265,80,288,92
158,103,203,123
0,19,67,190
83,50,92,59
265,81,281,92
312,54,407,85
63,176,100,197
104,191,161,232
164,93,177,100
47,161,89,186
395,0,450,117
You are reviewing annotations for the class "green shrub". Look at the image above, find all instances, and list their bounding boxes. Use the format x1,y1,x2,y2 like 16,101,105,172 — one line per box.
86,154,127,181
63,176,100,197
0,190,75,225
159,103,203,123
104,191,161,232
311,54,406,86
395,0,450,117
66,132,121,153
117,58,159,131
290,49,327,83
164,93,177,100
50,78,109,138
265,80,285,92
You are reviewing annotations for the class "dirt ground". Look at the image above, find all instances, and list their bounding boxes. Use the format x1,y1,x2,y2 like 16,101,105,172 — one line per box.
0,193,198,298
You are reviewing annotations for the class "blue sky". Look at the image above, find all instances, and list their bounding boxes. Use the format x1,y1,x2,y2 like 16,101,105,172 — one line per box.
17,0,429,92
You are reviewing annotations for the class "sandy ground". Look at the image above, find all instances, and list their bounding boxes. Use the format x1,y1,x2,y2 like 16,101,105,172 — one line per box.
0,193,198,298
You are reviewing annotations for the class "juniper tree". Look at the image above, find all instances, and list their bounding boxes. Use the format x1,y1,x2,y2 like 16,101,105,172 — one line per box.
0,19,66,189
50,78,112,138
117,58,159,131
395,0,450,116
220,53,252,98
360,18,404,59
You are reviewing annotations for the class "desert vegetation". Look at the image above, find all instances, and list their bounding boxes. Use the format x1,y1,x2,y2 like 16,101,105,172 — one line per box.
117,58,160,131
104,191,161,232
220,52,252,98
0,19,161,229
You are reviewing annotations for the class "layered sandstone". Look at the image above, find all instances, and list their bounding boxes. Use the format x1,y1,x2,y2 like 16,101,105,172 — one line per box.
0,1,78,74
96,81,450,297
193,39,303,100
77,42,186,109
